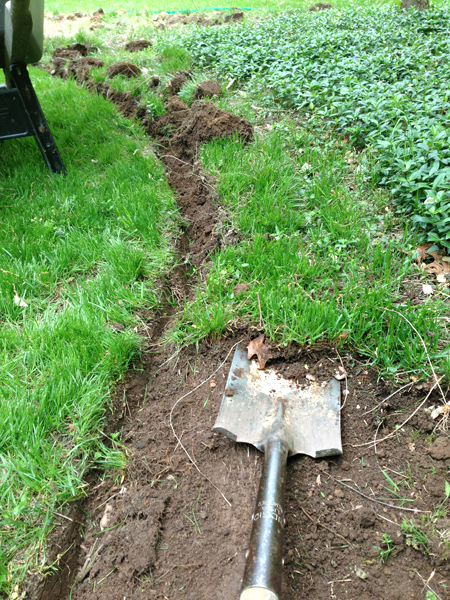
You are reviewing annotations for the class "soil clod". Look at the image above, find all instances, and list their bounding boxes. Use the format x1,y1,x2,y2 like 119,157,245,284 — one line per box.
428,436,450,460
124,39,152,52
224,10,244,22
167,95,189,112
68,57,104,81
194,79,223,100
106,61,141,78
168,71,189,95
309,2,334,10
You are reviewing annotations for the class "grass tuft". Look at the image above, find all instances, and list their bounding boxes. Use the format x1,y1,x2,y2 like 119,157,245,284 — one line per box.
0,68,177,593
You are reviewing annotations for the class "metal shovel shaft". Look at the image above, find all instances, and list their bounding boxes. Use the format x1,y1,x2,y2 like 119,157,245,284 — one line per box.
241,436,288,600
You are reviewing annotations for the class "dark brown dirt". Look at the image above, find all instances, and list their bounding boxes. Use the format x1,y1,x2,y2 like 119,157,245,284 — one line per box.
55,341,450,600
125,40,153,52
107,61,142,78
52,43,89,58
168,72,189,95
224,10,244,22
143,86,253,266
309,2,334,11
68,57,105,80
194,80,223,101
148,99,254,161
40,47,450,600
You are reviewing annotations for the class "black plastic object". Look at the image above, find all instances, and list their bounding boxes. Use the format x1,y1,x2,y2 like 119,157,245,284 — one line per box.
0,63,66,174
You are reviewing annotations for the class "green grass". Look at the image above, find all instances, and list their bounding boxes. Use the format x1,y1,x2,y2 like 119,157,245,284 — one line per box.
169,110,450,378
0,68,177,593
181,4,450,249
45,0,399,17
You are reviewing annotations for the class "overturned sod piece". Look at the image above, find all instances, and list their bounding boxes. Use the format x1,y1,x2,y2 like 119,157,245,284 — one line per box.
106,61,141,78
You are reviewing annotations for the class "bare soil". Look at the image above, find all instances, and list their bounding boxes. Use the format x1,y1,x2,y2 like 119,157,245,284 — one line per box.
36,50,450,600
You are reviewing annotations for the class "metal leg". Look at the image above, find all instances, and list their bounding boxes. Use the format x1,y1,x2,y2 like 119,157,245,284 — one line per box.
8,62,67,174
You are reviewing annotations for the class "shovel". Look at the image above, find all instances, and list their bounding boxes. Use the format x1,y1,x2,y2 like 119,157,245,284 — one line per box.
214,344,342,600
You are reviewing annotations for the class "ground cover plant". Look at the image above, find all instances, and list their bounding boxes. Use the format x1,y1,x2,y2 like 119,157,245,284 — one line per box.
0,69,177,593
46,0,398,18
181,4,450,249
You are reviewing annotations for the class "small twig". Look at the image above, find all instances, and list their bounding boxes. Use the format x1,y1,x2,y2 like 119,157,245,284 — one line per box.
377,306,446,403
416,571,441,600
376,513,399,527
169,341,245,507
362,382,413,416
353,381,438,449
422,570,435,592
300,506,354,547
373,419,383,455
256,292,263,328
161,154,192,168
95,491,120,512
54,510,73,522
327,474,424,513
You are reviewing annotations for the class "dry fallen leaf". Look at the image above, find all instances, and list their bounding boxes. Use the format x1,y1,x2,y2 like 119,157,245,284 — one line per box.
415,244,450,279
431,403,450,420
416,243,433,264
337,330,349,341
247,334,273,369
425,255,450,276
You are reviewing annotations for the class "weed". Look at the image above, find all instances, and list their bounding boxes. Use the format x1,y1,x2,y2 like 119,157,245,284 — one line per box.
378,534,396,564
183,488,203,534
401,519,429,554
380,468,414,506
183,510,202,535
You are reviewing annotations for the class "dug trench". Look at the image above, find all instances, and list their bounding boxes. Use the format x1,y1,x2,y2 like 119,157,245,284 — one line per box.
35,59,450,600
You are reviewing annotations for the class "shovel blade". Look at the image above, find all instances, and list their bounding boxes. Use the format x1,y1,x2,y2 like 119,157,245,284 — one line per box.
214,345,342,458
